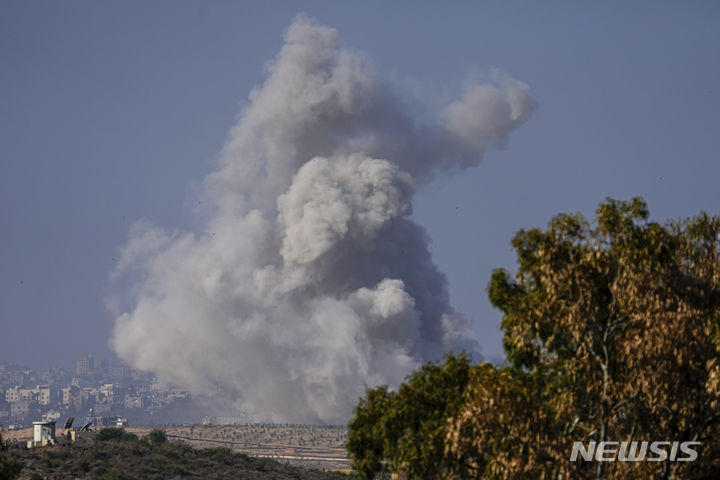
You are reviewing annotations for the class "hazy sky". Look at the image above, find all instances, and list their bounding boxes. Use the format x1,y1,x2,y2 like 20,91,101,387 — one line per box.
2,1,719,370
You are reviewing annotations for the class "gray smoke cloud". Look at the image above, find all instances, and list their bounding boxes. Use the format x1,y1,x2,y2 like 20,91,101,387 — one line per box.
109,15,535,424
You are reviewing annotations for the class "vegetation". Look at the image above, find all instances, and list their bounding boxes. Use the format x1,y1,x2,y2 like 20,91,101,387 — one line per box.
9,431,353,480
347,354,471,479
145,429,167,445
0,433,23,480
347,198,720,479
95,428,139,443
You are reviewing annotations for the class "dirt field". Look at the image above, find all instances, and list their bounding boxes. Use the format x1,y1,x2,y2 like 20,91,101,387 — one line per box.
2,427,33,442
135,424,351,470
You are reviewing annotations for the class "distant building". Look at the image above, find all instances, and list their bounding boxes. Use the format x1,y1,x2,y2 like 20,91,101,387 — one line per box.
99,383,122,404
202,415,246,426
93,404,111,414
109,365,130,379
124,394,145,409
10,399,32,420
34,385,52,405
76,355,95,376
82,386,101,404
42,410,61,422
167,388,189,402
61,386,82,409
96,415,128,428
5,387,19,403
5,385,51,406
96,359,109,375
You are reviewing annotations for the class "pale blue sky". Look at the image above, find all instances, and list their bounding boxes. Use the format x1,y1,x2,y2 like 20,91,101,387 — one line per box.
2,1,719,368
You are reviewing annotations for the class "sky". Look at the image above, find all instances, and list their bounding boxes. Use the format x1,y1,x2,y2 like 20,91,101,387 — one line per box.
1,1,719,372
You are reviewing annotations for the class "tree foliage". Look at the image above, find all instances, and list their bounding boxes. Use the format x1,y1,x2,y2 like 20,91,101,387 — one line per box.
0,433,23,479
146,429,168,444
348,198,720,479
347,353,472,479
95,427,138,443
12,435,349,480
346,385,391,479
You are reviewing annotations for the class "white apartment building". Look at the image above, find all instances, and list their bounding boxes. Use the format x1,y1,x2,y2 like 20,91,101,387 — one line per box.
61,385,82,409
5,385,51,405
10,399,32,420
5,387,20,403
124,394,145,409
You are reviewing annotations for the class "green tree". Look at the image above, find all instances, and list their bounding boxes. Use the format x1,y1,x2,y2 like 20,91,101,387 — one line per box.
146,429,167,444
96,428,126,441
0,433,23,479
348,198,720,479
347,353,472,479
346,385,392,480
446,198,720,479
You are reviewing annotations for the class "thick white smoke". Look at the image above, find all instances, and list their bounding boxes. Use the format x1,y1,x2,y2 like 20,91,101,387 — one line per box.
110,15,535,424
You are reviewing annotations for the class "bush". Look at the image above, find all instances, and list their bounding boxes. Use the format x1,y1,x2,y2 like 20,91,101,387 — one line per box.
96,428,125,441
101,471,129,480
146,429,167,444
95,428,139,443
120,432,139,442
91,448,110,460
0,433,23,479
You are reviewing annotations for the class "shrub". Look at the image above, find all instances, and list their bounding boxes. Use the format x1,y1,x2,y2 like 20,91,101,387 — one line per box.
96,428,125,441
146,429,167,444
101,471,129,480
0,433,23,479
120,432,139,442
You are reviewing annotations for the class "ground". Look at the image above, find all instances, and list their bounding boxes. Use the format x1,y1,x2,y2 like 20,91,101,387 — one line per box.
3,424,351,471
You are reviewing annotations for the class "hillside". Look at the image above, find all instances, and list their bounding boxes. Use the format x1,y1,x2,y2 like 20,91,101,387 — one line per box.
6,436,353,480
4,424,350,471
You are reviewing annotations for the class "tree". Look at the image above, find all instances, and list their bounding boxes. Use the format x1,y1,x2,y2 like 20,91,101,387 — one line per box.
348,198,720,479
96,427,138,442
446,198,720,479
0,433,23,480
444,363,566,479
346,385,392,480
347,353,472,479
146,429,167,444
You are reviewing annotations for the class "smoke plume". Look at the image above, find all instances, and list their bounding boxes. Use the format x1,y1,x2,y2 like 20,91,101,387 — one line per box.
110,15,535,424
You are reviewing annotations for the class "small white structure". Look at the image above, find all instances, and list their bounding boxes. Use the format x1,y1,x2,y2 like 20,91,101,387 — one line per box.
31,420,56,447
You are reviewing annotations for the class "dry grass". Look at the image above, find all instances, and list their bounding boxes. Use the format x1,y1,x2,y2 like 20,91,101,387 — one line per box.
151,425,350,470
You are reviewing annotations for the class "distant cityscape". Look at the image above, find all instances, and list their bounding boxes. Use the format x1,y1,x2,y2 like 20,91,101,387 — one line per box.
0,355,199,430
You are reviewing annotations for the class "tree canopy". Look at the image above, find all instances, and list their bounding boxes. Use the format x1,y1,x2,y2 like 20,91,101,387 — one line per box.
347,353,472,479
347,198,720,479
